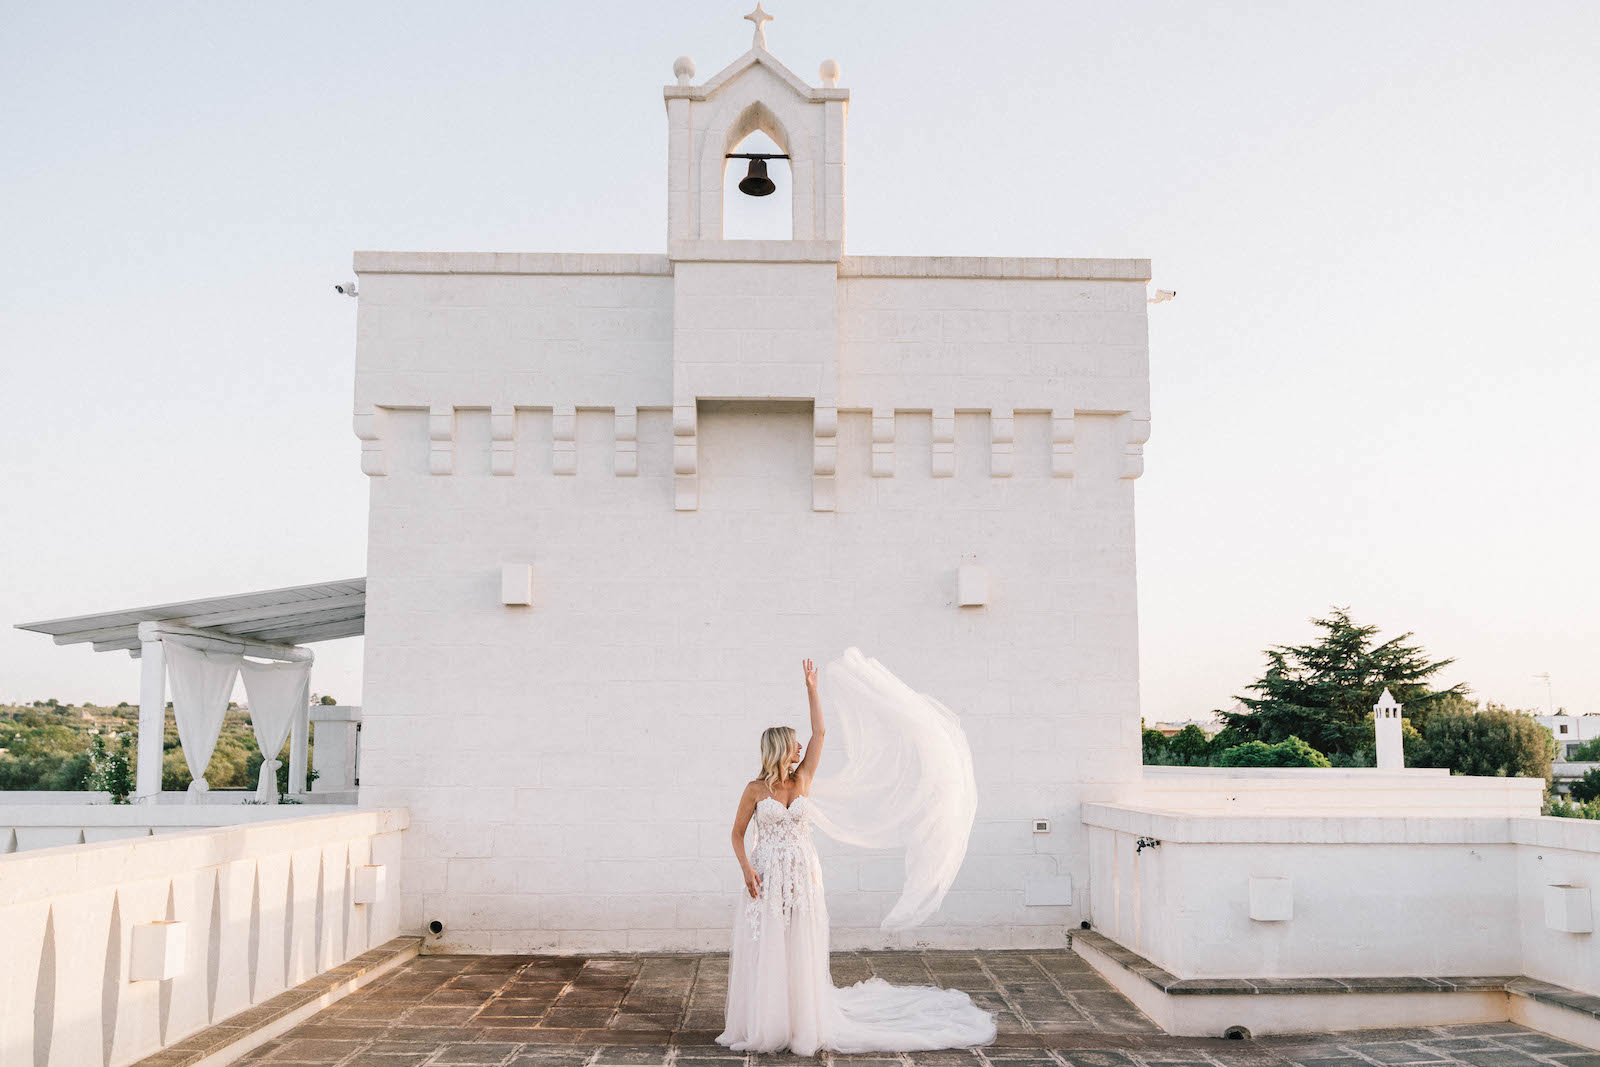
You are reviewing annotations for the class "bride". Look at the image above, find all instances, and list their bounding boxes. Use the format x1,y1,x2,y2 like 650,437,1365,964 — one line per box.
715,650,997,1056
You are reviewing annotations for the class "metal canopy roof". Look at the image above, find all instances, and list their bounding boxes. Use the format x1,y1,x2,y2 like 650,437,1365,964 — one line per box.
14,578,365,654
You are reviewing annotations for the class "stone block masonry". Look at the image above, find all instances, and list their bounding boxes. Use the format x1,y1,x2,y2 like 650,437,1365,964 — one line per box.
349,32,1152,953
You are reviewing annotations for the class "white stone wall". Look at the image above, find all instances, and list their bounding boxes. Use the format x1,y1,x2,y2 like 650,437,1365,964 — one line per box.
0,809,406,1067
357,403,1140,951
1083,795,1598,992
352,254,1151,952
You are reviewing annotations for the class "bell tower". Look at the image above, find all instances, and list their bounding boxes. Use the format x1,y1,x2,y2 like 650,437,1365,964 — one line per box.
664,8,850,512
664,5,848,248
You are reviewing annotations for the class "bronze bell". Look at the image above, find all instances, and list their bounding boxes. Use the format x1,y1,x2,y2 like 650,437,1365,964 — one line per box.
738,157,776,197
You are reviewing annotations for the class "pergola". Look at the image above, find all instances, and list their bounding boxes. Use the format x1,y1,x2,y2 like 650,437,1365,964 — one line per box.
14,578,365,802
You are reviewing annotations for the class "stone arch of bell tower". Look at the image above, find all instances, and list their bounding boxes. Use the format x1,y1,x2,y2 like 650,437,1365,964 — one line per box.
665,28,847,248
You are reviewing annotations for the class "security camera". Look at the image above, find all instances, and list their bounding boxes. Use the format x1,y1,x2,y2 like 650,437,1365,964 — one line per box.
1147,289,1176,304
334,282,358,297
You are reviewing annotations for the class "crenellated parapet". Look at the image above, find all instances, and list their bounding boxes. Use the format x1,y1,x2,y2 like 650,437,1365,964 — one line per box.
350,32,1153,505
348,402,1148,489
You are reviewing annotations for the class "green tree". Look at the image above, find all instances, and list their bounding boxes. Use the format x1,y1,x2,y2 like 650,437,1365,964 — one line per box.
320,694,338,705
1165,724,1213,766
161,748,192,791
1570,768,1600,804
1416,705,1556,780
1222,608,1465,758
1215,736,1332,768
1141,727,1168,764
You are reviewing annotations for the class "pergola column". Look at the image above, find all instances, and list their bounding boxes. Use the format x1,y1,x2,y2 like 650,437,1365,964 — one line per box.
287,702,310,798
135,634,167,803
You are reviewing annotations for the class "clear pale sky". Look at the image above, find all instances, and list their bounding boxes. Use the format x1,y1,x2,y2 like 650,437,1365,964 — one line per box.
2,2,1595,719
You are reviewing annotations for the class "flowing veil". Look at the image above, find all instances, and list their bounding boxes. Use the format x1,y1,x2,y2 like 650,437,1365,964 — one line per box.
805,647,979,930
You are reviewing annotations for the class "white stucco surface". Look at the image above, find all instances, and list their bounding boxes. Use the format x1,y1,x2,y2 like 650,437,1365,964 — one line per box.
1082,784,1596,994
350,38,1151,952
0,808,407,1067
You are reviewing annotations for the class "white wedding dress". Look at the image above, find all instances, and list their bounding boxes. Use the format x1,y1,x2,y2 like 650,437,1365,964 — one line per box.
715,649,998,1056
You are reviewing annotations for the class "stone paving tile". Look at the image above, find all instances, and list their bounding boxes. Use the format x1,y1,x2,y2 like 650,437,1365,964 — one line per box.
1498,1039,1595,1057
227,951,1598,1067
1351,1043,1454,1064
1451,1053,1555,1067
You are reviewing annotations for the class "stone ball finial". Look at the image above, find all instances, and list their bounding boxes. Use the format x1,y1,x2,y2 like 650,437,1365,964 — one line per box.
819,59,841,87
673,56,696,86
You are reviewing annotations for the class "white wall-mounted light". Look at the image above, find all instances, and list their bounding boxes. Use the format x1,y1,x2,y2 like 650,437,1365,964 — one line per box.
956,563,989,607
1248,877,1292,922
354,864,387,906
1545,884,1592,933
130,921,186,981
501,563,533,606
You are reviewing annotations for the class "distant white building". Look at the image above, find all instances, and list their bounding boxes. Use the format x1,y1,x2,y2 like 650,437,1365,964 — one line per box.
1151,702,1236,737
1537,711,1600,760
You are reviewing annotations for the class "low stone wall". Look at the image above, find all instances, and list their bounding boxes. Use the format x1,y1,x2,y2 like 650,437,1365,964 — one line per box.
1083,792,1597,995
1135,766,1546,816
1,800,344,852
0,807,408,1067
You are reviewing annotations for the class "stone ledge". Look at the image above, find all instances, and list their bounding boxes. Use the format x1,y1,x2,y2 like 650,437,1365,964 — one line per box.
126,936,421,1067
1073,928,1600,1020
350,250,1154,280
1079,804,1546,844
670,239,843,262
353,251,673,275
0,808,409,906
840,256,1151,281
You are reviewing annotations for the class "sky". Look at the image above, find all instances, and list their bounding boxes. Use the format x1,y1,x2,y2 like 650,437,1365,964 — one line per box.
2,1,1596,720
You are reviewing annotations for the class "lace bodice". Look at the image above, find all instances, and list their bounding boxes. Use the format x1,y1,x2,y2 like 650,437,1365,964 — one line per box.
753,795,813,847
745,795,822,937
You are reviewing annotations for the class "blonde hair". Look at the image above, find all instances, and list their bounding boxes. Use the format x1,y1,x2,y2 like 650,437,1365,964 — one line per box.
758,726,799,788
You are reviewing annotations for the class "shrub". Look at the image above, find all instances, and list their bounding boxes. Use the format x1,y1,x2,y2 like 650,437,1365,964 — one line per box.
82,732,135,803
1570,768,1600,805
1165,724,1213,766
1215,735,1332,768
1544,796,1600,819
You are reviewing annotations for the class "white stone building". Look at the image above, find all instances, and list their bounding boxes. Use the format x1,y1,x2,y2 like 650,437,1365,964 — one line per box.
350,27,1152,953
1537,711,1600,760
8,19,1598,1066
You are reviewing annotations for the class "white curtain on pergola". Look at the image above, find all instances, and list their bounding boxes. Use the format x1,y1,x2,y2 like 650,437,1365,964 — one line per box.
239,658,312,803
165,641,242,800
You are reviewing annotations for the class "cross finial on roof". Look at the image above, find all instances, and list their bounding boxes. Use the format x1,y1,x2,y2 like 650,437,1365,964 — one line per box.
744,3,773,50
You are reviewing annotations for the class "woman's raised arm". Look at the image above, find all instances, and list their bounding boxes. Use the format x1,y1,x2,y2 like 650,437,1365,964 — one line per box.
798,657,825,780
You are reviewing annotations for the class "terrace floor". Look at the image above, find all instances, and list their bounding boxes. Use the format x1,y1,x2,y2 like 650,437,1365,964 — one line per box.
235,950,1599,1067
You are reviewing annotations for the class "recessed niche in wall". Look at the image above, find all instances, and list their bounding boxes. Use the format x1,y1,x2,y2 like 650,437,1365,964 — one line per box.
696,400,813,512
